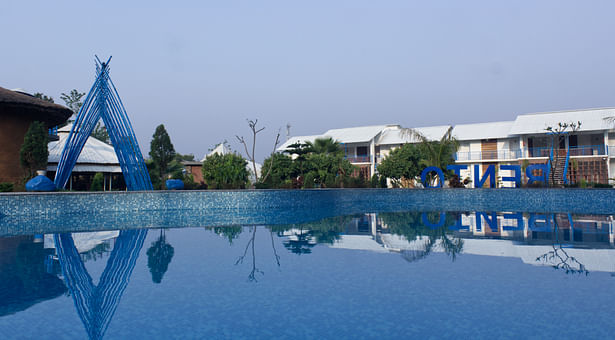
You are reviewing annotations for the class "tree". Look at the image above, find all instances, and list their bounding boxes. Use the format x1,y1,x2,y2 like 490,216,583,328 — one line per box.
60,89,85,115
60,89,110,145
416,126,458,186
202,153,249,189
149,124,176,187
236,119,280,186
303,152,354,188
33,92,54,103
90,172,104,191
20,121,49,179
146,230,175,284
259,153,295,188
305,137,343,155
377,143,423,187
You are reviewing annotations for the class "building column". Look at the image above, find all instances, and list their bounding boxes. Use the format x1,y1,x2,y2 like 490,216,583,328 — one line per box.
605,131,611,182
370,140,376,178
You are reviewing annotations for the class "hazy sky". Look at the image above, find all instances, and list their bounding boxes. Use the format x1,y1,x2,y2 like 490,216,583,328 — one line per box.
2,1,614,161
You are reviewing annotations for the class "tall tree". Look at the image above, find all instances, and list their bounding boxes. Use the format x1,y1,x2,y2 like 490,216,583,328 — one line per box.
20,121,49,179
149,124,176,186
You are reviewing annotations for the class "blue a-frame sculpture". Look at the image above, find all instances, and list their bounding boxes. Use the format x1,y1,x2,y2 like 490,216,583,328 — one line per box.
52,57,151,339
54,56,152,191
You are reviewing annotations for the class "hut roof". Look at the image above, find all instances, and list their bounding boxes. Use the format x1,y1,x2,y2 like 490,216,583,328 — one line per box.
0,86,73,126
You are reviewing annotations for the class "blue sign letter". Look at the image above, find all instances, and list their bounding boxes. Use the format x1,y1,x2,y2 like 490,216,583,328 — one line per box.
474,164,496,188
421,166,445,188
500,164,521,188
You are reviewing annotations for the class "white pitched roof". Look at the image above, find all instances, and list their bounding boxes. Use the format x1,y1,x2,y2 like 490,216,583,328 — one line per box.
509,107,615,135
48,124,121,173
201,143,232,161
277,125,399,151
323,124,399,144
453,121,515,141
377,125,452,145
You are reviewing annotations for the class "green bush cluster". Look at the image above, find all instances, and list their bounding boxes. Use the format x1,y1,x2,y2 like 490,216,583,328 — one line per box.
0,182,14,192
202,153,249,189
259,138,376,189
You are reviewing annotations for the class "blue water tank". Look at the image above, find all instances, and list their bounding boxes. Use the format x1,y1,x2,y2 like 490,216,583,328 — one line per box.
165,179,184,190
25,175,56,192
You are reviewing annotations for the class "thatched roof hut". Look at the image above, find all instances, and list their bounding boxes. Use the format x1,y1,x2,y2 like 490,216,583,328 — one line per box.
0,86,73,188
0,86,72,126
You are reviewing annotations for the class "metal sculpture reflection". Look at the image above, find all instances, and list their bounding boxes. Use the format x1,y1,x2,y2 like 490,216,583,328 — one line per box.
54,230,147,340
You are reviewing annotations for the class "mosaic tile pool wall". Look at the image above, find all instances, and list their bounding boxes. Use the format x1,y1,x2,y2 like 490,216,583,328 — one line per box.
1,188,614,236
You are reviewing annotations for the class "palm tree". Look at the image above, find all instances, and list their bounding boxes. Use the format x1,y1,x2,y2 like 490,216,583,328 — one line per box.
398,126,458,186
305,137,343,155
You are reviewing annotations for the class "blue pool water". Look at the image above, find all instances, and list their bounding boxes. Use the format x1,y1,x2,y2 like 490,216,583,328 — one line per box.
0,189,614,339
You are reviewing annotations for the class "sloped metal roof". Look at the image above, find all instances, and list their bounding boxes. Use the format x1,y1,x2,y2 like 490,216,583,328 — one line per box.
324,124,399,144
452,121,515,141
509,107,615,135
48,124,120,171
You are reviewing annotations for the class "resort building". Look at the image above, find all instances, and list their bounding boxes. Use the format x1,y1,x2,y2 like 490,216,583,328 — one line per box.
280,125,401,178
279,107,615,187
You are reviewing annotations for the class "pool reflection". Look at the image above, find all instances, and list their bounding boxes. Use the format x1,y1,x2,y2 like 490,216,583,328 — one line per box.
1,210,614,339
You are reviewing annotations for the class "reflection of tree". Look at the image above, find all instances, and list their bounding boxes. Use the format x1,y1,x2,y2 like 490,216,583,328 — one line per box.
80,241,111,263
235,227,263,282
206,226,243,245
234,227,282,282
146,229,175,284
270,215,355,255
379,211,464,262
535,214,589,275
282,227,317,255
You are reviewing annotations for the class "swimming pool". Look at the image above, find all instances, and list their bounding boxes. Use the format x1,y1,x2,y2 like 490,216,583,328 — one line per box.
0,189,613,339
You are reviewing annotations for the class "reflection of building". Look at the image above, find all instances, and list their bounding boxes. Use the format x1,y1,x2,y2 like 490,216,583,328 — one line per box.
277,107,615,186
0,236,66,316
307,212,615,273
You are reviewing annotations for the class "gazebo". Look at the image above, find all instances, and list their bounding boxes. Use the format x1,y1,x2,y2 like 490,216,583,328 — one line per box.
47,124,125,190
0,86,72,187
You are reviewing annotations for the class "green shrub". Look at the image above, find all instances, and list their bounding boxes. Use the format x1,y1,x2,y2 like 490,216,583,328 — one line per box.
90,173,104,191
0,183,14,192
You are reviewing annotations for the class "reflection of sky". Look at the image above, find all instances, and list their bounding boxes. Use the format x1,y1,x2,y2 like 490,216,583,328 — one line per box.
0,227,614,339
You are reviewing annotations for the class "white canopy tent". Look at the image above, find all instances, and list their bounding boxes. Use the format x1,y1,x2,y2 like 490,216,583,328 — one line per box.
47,124,122,190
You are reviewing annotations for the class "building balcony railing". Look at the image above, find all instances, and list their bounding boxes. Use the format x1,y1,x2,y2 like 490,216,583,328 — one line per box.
454,145,609,161
345,155,371,163
568,145,607,157
454,149,521,161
